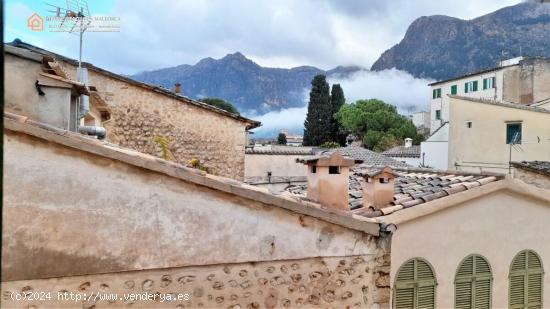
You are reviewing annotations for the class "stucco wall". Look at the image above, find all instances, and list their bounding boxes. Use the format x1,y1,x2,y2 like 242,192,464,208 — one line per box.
389,190,550,308
244,154,312,184
2,130,382,280
1,253,391,309
4,52,251,180
448,97,550,173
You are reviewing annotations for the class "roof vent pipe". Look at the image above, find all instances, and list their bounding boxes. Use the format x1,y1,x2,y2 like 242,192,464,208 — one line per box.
78,126,106,140
77,67,90,119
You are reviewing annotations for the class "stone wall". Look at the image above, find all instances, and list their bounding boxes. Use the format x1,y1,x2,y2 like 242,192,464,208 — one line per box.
1,253,391,309
4,52,254,180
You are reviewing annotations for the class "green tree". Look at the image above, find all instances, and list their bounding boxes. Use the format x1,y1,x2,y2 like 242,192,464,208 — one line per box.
335,99,424,152
199,97,240,115
277,133,287,145
330,84,347,146
303,75,332,146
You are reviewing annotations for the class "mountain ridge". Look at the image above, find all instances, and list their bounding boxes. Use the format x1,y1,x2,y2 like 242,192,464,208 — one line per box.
371,2,550,80
131,53,364,113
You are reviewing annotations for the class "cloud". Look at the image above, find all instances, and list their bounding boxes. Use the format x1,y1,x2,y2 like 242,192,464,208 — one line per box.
329,69,434,113
5,0,521,73
250,69,433,137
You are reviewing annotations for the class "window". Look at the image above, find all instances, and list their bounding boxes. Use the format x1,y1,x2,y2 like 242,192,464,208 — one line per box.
509,250,544,309
483,77,496,90
465,81,478,93
394,258,437,309
455,254,493,309
451,85,458,95
328,166,340,174
506,123,522,144
466,121,472,128
432,88,442,99
435,110,441,120
311,166,317,174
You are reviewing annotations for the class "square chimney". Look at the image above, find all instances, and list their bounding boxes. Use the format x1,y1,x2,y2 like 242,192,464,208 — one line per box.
298,152,360,211
358,166,398,210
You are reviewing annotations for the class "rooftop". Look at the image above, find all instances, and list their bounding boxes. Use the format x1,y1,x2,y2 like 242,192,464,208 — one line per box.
246,146,317,155
450,95,550,114
512,161,550,177
382,145,421,158
6,39,261,129
286,166,504,217
331,146,411,168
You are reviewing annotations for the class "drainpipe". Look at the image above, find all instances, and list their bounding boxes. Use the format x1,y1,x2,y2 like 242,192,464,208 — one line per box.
77,67,90,119
78,126,106,140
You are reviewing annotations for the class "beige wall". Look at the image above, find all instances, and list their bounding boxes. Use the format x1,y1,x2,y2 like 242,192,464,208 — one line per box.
2,130,382,281
448,97,550,173
389,189,550,308
244,154,312,184
4,52,251,180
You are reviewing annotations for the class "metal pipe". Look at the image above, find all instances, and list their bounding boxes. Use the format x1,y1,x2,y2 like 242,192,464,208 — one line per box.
78,126,106,139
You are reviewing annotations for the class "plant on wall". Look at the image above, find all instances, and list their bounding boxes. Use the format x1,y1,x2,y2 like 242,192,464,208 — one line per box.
188,157,210,173
154,135,173,160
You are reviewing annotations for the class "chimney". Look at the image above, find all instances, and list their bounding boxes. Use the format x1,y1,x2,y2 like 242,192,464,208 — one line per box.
358,166,398,210
174,83,181,94
298,152,359,211
404,138,413,148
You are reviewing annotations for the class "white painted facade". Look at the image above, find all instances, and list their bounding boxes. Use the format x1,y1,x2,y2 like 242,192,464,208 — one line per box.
420,122,449,170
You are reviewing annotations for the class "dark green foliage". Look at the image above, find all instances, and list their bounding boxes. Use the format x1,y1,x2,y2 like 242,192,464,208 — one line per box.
320,141,341,149
303,75,332,146
329,84,347,146
277,133,287,145
336,99,425,152
199,97,240,115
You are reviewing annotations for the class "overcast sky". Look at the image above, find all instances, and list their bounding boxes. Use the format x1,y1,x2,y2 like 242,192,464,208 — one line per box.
6,0,521,74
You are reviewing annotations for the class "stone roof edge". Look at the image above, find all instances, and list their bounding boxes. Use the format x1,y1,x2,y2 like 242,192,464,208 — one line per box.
377,177,550,231
5,43,261,129
4,113,380,236
511,161,550,177
449,95,550,114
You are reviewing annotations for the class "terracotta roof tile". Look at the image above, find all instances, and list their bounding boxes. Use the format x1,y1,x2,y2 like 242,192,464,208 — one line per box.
285,166,504,218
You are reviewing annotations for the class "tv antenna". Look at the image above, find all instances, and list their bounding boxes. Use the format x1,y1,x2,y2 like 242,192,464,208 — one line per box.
46,0,91,70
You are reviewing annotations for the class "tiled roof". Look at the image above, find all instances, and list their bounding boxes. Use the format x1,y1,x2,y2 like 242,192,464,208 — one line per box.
285,166,503,218
512,161,550,176
332,146,411,168
382,145,421,158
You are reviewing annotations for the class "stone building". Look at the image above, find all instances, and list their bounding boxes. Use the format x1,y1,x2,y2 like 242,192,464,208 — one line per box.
5,40,260,180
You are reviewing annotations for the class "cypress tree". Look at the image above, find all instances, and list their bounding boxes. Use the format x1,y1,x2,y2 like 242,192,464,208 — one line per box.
303,75,331,146
330,84,347,146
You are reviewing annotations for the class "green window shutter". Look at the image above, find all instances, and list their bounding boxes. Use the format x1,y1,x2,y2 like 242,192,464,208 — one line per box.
509,250,544,309
455,255,493,309
394,258,437,309
451,85,457,95
465,83,469,93
433,89,436,99
473,81,478,91
483,78,488,90
492,77,496,88
438,89,441,98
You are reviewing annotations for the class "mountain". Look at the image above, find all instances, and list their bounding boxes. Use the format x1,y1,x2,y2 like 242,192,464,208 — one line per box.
131,53,364,113
371,2,550,80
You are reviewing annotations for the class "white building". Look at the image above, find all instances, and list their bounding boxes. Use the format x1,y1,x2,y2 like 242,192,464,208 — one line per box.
428,57,550,134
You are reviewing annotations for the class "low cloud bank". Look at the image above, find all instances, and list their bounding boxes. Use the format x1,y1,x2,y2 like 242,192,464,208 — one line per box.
249,69,433,137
